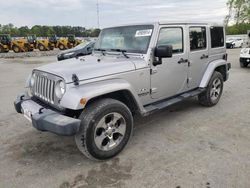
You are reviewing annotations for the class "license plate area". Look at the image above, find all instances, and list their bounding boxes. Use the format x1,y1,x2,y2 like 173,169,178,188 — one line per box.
21,100,42,122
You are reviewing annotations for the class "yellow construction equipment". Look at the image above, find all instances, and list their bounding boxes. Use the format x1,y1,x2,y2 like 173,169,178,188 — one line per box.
0,34,12,53
57,35,81,50
27,35,55,51
12,37,34,53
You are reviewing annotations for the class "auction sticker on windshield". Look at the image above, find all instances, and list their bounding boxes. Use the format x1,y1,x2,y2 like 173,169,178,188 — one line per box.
135,29,152,37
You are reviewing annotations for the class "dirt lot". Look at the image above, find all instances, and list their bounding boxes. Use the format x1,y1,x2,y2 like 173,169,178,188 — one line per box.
0,49,250,188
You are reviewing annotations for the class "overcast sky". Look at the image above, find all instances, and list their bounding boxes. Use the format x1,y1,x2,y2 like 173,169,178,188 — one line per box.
0,0,228,28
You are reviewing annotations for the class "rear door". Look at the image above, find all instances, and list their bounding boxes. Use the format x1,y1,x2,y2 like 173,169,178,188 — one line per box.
188,26,209,89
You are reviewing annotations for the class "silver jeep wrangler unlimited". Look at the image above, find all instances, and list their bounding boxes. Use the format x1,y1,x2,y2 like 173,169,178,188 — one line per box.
14,22,231,160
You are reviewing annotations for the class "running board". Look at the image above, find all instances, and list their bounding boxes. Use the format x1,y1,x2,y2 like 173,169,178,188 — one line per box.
143,88,205,116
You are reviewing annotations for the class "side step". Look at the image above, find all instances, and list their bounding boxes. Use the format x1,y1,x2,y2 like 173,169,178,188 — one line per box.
143,88,205,116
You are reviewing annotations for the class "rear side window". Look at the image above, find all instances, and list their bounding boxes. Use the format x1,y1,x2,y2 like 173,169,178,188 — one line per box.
189,27,207,51
210,27,224,48
157,27,183,54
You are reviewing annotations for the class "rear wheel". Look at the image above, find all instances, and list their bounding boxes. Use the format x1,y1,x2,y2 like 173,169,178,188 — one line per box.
198,71,224,107
12,45,21,53
240,62,248,68
75,98,133,160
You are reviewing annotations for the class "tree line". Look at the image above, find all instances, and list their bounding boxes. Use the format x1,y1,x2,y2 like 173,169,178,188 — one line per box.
225,0,250,34
0,23,101,37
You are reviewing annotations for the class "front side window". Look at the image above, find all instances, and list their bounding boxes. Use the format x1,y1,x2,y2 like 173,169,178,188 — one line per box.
210,27,224,48
157,27,183,54
190,27,207,51
95,25,154,54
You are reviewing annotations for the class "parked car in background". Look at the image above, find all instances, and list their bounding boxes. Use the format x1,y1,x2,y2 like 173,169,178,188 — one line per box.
226,38,244,48
240,48,250,68
57,41,95,61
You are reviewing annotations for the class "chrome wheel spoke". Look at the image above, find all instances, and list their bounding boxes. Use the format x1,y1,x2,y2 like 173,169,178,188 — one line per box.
115,123,126,136
108,137,116,148
211,78,222,101
95,132,107,149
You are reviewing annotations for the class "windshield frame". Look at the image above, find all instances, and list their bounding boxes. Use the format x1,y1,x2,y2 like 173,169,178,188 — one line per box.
94,24,154,54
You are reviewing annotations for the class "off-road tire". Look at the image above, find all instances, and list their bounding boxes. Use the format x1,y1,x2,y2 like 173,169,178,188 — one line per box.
0,46,4,53
38,44,45,51
198,71,224,107
75,98,133,161
58,44,65,50
240,62,248,68
12,45,21,53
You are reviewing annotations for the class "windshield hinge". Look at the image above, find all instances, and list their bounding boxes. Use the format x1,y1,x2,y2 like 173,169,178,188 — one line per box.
150,67,157,75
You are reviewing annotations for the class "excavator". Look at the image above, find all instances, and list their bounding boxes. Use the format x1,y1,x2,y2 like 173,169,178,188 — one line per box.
0,34,12,53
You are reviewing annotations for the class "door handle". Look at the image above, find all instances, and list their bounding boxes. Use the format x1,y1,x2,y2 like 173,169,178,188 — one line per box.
178,58,189,64
200,54,209,59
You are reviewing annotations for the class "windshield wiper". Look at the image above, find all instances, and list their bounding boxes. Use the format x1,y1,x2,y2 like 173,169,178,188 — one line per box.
94,48,106,56
110,49,129,59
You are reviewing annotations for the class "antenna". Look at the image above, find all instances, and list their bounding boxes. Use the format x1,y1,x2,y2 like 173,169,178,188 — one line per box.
96,0,100,28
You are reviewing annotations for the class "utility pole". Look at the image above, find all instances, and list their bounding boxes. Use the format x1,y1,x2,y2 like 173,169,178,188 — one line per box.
96,0,100,28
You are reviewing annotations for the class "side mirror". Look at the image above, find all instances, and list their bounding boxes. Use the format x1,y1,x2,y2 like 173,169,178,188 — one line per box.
155,45,173,58
153,45,173,66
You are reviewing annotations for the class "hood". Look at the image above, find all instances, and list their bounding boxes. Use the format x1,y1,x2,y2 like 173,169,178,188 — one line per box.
240,48,250,57
58,48,79,56
35,54,147,83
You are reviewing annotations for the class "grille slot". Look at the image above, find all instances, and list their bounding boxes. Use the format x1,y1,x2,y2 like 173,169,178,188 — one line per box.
34,73,56,104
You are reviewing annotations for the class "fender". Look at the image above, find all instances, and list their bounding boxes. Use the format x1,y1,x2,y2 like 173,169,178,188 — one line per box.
60,78,146,113
199,59,228,88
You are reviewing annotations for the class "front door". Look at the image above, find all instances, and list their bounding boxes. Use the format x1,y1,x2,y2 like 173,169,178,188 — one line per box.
151,26,189,99
188,26,209,89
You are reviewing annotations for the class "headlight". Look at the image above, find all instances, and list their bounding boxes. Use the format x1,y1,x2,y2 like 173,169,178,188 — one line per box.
55,80,66,99
30,73,36,87
25,73,35,88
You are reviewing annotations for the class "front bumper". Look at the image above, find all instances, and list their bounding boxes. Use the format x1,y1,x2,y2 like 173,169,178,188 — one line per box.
240,57,250,63
14,93,81,136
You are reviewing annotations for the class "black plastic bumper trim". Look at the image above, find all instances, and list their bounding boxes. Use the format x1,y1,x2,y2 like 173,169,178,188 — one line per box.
14,93,81,136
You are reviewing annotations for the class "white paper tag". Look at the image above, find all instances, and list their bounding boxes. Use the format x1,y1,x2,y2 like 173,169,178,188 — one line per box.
135,29,152,37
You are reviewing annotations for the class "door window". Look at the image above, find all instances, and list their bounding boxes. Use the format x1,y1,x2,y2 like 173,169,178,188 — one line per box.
189,27,207,51
210,27,224,48
157,28,183,54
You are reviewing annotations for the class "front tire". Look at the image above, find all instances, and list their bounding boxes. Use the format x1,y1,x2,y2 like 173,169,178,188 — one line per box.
12,45,21,53
240,62,248,68
38,44,45,51
198,71,224,107
75,98,133,160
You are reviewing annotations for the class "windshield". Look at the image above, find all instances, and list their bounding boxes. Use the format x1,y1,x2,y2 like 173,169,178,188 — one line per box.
95,25,154,54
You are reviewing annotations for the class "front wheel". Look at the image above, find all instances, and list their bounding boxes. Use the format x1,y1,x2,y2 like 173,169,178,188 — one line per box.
240,62,248,68
75,98,133,160
198,71,224,107
12,45,21,53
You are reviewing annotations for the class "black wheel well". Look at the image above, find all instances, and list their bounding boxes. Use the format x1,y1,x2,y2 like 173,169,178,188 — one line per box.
85,90,140,116
215,65,227,81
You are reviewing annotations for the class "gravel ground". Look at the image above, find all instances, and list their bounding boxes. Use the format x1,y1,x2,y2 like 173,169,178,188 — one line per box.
0,49,250,188
0,49,60,59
